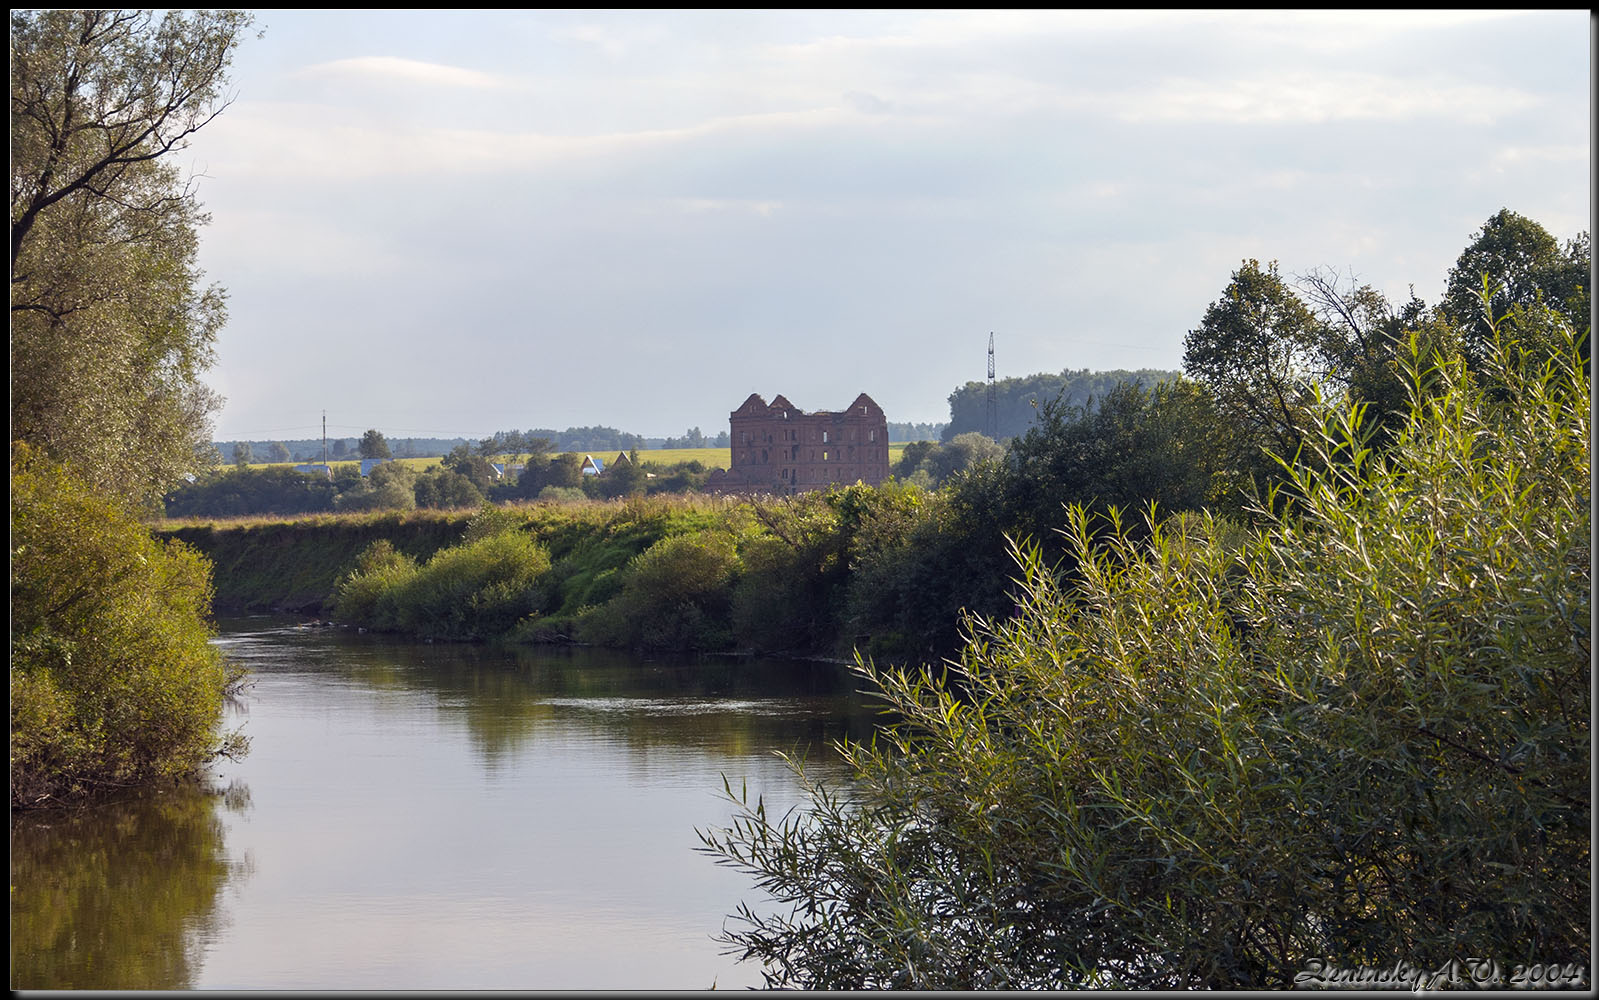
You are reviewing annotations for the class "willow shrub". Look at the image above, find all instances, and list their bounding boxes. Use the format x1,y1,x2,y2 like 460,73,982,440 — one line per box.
333,526,551,641
579,530,742,651
699,317,1589,989
11,444,241,808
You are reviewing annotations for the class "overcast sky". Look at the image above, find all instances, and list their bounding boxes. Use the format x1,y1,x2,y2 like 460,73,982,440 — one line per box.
188,9,1591,443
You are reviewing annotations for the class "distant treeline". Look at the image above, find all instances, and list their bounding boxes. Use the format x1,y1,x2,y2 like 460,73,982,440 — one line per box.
212,437,469,463
943,368,1179,441
216,428,674,463
218,421,944,461
889,420,945,442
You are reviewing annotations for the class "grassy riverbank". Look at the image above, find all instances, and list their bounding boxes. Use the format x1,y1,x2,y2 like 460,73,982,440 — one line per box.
159,485,952,659
159,510,477,613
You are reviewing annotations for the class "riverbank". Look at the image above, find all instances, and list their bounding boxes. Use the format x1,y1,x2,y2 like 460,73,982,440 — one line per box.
158,509,477,613
157,487,958,661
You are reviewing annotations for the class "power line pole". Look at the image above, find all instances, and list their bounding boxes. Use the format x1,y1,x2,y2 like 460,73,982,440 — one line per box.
986,332,997,439
322,410,327,465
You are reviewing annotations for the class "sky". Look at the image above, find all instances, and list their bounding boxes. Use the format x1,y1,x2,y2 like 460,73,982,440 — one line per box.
186,9,1592,443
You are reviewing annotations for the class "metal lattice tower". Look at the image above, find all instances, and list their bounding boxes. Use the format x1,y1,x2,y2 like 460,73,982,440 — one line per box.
985,332,996,439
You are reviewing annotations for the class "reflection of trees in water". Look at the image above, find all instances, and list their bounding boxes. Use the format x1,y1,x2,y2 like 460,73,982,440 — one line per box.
318,629,880,770
10,781,252,990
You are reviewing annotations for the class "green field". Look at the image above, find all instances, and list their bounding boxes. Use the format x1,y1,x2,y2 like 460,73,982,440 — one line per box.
227,443,912,474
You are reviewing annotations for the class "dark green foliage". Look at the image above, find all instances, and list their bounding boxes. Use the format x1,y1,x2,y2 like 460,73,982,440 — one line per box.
844,466,1017,660
414,465,485,509
1002,376,1243,544
641,458,711,494
699,316,1590,989
588,449,648,499
11,445,240,807
582,532,741,651
334,460,417,512
442,444,500,493
358,428,391,460
160,510,472,612
165,463,340,520
505,452,583,500
1443,209,1589,355
731,492,854,654
944,368,1178,442
1183,259,1324,463
893,432,1003,489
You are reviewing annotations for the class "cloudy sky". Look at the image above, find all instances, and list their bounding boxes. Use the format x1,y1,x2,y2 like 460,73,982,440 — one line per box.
187,10,1590,443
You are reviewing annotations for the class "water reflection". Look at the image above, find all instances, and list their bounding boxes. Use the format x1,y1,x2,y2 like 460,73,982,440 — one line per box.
12,617,876,990
225,620,882,774
9,781,253,990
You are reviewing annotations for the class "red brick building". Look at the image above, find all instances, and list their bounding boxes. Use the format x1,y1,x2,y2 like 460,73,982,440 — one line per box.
706,392,890,495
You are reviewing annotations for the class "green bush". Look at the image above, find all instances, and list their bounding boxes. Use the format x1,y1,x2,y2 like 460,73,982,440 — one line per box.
329,539,419,630
334,529,551,640
582,531,742,651
11,444,241,807
700,317,1590,988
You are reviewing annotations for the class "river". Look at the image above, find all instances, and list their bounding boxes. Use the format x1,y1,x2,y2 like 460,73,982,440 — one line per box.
9,616,877,990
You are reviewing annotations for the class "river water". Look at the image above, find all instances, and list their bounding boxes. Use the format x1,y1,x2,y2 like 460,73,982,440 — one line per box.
10,616,877,990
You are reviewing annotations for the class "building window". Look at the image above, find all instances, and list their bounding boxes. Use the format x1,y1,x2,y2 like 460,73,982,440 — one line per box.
822,430,829,443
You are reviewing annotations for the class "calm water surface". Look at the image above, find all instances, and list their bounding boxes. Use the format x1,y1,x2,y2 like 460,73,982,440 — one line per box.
10,616,876,990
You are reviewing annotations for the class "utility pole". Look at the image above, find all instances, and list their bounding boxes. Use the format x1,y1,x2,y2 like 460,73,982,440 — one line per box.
986,332,997,440
322,410,327,465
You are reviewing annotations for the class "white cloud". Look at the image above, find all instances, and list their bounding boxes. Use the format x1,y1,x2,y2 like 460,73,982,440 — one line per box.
200,101,871,181
1489,143,1590,168
670,198,782,218
1113,73,1539,125
549,21,670,60
297,56,508,90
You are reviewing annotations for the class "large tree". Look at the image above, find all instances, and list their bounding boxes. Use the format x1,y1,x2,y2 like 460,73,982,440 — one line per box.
10,9,252,508
1183,259,1325,466
1442,209,1590,357
358,428,392,460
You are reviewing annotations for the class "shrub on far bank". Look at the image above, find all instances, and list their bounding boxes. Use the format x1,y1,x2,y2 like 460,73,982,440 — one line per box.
580,531,742,651
333,527,551,641
11,444,242,808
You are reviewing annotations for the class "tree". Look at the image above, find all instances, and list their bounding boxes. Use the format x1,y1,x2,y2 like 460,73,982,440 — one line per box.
413,466,484,509
892,440,938,480
230,441,253,467
334,459,416,513
266,441,291,463
701,314,1589,988
358,428,391,460
442,443,498,493
1183,260,1325,465
10,9,253,509
1443,209,1590,354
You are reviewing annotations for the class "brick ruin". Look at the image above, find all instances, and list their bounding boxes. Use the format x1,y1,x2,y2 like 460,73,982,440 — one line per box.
704,392,890,495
